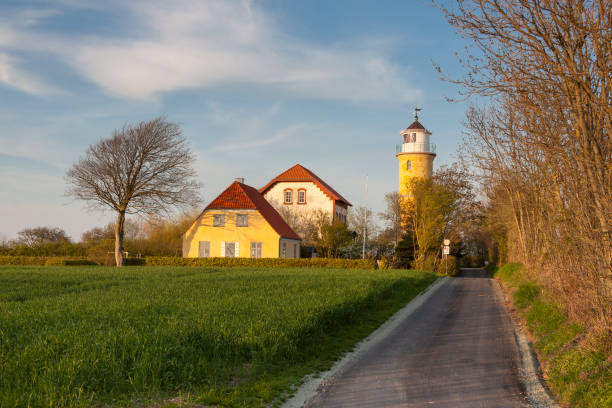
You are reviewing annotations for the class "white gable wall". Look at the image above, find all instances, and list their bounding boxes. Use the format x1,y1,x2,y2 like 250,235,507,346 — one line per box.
263,181,335,219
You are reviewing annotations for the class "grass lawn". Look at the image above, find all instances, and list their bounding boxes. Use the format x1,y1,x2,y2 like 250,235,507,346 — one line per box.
0,266,436,407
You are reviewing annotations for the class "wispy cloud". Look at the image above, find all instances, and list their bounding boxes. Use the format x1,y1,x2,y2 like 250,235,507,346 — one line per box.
0,52,57,95
0,0,420,103
208,124,305,153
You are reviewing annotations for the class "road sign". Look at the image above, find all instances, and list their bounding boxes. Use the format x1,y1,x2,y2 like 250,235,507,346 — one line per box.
443,246,450,255
443,239,450,246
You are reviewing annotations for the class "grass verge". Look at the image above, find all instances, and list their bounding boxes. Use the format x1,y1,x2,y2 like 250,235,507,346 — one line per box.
0,266,436,407
494,263,611,408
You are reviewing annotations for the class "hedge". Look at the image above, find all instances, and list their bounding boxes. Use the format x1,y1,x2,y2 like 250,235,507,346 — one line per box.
0,255,376,269
0,256,96,266
144,256,377,269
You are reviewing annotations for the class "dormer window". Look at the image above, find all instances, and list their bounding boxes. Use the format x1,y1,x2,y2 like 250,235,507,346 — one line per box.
284,189,293,204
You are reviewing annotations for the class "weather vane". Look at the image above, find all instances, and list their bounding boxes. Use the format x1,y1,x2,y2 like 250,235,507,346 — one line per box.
414,107,422,121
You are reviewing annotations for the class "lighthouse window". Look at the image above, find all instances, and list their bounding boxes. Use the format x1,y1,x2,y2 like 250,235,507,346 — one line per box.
406,160,412,170
411,133,417,142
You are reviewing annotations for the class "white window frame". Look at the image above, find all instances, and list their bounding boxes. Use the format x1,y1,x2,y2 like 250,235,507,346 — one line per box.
224,241,237,258
298,189,306,204
198,241,210,258
250,242,262,258
284,189,293,204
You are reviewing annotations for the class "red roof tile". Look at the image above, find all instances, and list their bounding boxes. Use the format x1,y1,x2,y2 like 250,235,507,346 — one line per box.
406,120,426,130
204,181,301,240
259,164,352,206
206,182,257,210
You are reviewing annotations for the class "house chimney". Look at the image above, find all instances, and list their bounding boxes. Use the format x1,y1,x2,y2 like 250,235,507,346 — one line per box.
235,177,244,184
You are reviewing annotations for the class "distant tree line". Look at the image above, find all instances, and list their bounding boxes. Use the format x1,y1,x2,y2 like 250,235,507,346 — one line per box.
0,213,198,264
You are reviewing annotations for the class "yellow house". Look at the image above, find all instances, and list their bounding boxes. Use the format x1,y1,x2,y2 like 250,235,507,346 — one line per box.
396,110,436,195
183,180,301,258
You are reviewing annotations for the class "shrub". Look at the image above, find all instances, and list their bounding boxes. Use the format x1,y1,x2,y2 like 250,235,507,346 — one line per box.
0,256,95,266
484,263,498,276
436,255,459,276
144,256,376,269
124,257,146,266
0,256,48,265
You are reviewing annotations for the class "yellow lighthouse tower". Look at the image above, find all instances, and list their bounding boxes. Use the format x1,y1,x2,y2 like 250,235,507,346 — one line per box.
396,108,436,196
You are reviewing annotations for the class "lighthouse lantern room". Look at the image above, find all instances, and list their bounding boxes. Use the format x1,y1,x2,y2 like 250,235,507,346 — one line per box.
396,108,436,196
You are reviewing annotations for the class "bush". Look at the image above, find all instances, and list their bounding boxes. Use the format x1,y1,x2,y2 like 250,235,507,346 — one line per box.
124,257,146,266
484,263,498,276
436,255,459,276
0,256,48,265
3,242,88,257
0,256,96,266
145,256,376,269
0,255,375,269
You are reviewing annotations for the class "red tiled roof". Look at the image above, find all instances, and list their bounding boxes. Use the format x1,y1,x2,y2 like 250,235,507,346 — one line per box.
204,181,301,240
206,181,257,210
259,164,352,206
406,120,426,130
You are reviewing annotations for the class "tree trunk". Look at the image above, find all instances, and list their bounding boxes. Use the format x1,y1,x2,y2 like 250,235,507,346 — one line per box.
115,210,125,267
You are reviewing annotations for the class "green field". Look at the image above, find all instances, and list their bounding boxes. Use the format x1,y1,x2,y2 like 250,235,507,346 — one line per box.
0,266,436,407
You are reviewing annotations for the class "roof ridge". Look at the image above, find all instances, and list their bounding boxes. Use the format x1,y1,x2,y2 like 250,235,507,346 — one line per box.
205,181,257,210
199,181,300,240
259,164,352,206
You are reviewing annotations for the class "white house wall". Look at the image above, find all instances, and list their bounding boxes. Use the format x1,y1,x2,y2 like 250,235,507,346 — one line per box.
263,181,335,218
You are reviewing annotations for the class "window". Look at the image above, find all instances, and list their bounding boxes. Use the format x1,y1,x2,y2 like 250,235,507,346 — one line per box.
284,189,293,204
198,241,210,258
282,241,287,257
411,133,417,142
298,189,306,204
236,214,248,227
225,242,236,258
213,214,225,227
406,160,411,170
293,244,297,258
250,242,262,258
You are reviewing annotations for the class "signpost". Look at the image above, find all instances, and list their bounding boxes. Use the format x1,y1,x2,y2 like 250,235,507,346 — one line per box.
442,239,450,275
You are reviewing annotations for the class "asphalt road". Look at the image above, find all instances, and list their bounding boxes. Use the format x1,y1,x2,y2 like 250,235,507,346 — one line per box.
305,268,529,408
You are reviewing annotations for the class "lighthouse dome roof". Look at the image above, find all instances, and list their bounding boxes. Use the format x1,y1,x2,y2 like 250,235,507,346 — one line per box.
405,120,426,130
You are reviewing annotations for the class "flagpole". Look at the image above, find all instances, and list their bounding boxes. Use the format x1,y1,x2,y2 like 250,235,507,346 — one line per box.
362,174,368,259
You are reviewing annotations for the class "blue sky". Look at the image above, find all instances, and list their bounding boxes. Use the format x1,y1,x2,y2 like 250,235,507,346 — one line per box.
0,0,472,241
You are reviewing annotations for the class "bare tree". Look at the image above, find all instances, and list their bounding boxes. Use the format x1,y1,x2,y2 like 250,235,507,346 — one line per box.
435,0,611,332
17,227,70,246
378,192,403,247
66,117,201,266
